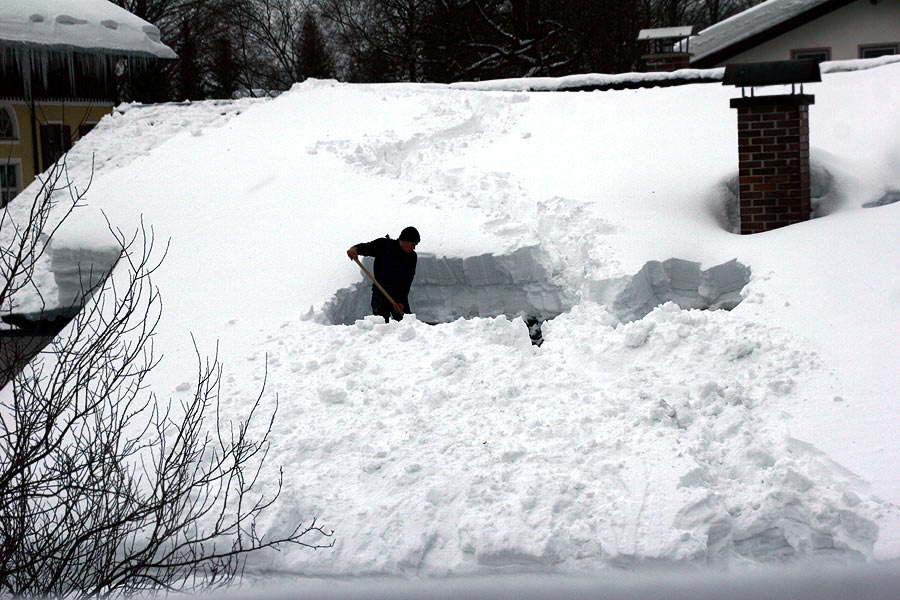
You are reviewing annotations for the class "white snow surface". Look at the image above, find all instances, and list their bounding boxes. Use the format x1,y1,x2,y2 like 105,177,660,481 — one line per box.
0,0,176,59
6,63,900,577
450,68,725,91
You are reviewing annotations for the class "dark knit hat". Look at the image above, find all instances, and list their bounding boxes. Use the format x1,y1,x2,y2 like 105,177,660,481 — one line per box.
399,226,420,243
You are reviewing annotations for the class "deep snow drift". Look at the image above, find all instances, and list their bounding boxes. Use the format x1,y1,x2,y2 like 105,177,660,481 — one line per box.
5,60,900,577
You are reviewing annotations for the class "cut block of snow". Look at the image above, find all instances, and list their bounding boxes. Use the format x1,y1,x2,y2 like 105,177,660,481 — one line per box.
323,248,567,325
612,259,751,323
49,245,120,307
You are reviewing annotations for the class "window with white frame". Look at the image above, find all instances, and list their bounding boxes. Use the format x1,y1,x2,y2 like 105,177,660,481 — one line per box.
0,107,16,140
860,44,898,59
1,162,22,206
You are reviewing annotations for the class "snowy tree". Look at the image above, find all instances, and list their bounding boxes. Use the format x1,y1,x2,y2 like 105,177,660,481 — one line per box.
176,16,204,99
231,0,329,90
211,33,241,98
109,0,768,93
417,0,641,81
318,0,433,82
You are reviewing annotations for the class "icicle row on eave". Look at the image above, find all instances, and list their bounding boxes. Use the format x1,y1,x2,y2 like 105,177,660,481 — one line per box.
1,43,157,100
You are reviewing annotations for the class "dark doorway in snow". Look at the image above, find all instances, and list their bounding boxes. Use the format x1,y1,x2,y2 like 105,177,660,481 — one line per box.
525,317,545,346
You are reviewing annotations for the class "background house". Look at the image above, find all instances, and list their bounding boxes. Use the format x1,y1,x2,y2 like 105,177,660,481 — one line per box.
690,0,900,67
0,0,175,206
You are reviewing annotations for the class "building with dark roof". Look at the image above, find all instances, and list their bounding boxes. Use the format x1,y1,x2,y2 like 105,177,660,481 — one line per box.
1,0,175,206
690,0,900,68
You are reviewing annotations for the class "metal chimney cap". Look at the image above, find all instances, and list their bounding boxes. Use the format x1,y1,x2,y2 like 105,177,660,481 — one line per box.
723,59,821,87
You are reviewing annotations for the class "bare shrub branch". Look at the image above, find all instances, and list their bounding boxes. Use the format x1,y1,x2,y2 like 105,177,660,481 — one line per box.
0,162,332,598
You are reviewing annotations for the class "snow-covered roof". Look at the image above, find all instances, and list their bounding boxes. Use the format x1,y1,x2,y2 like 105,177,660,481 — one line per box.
5,59,900,578
637,26,695,41
689,0,847,64
0,0,176,59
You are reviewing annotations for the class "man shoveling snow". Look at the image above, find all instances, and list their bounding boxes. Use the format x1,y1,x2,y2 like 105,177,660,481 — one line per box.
347,226,419,322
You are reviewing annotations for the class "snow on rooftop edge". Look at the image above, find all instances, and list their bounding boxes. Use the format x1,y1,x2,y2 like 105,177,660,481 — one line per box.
688,0,833,62
0,0,176,59
450,68,725,92
448,55,900,92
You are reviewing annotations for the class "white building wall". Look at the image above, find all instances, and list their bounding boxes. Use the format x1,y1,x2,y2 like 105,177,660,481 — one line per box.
724,0,900,64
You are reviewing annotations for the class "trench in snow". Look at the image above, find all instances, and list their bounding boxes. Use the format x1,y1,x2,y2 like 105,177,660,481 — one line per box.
324,248,751,344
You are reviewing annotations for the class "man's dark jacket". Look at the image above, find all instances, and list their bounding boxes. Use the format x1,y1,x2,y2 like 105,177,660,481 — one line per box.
355,236,417,318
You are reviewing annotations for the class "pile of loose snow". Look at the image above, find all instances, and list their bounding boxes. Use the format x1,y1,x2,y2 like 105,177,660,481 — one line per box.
228,304,883,575
5,62,900,577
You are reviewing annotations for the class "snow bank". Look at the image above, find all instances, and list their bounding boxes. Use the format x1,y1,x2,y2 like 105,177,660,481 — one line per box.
232,304,882,576
49,244,119,307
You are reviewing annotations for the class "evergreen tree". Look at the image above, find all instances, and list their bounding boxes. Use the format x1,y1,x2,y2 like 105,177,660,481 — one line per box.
212,33,239,98
176,16,203,100
298,11,334,80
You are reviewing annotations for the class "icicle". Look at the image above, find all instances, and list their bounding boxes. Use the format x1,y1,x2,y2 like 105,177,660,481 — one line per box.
3,40,168,102
67,49,76,93
18,48,33,99
38,47,50,91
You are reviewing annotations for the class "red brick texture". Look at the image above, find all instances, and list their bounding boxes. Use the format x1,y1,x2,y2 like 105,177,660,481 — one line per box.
730,95,814,235
641,53,692,72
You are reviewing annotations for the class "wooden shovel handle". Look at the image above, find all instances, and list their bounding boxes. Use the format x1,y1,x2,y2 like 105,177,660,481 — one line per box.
353,257,399,307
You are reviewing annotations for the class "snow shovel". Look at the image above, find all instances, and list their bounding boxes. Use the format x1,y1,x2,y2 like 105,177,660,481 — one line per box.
353,256,404,315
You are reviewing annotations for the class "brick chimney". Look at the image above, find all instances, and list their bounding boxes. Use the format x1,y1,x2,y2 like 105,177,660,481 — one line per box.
636,26,695,73
731,94,814,234
723,59,820,234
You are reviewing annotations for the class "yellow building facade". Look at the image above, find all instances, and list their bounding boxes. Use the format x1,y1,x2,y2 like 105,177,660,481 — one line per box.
1,1,176,207
2,100,114,205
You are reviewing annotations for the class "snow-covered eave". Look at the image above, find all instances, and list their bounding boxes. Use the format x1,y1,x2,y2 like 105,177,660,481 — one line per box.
688,0,854,67
0,39,176,61
451,68,726,92
448,54,900,93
